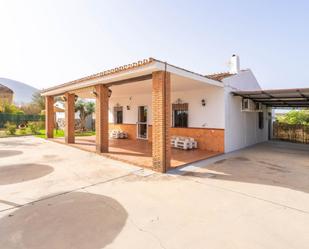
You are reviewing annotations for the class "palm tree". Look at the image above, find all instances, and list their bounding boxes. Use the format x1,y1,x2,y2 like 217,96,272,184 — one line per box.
75,100,95,131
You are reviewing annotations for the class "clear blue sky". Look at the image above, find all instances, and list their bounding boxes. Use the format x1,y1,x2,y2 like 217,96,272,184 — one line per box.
0,0,308,90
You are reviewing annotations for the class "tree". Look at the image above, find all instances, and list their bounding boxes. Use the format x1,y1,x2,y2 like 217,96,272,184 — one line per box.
277,110,309,125
0,102,24,114
20,103,42,115
75,100,95,131
32,91,45,110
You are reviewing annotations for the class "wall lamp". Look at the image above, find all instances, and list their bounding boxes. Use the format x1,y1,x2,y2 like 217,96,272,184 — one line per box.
91,90,98,97
91,88,112,98
61,94,78,102
201,99,207,107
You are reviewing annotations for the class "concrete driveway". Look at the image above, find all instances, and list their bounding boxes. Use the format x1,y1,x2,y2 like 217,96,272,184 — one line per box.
0,137,308,249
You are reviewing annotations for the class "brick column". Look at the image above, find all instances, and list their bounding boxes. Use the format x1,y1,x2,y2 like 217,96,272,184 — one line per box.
152,71,171,173
65,93,75,144
95,84,109,153
45,96,54,138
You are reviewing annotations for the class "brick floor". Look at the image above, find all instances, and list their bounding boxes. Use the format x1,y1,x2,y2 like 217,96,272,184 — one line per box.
51,136,222,169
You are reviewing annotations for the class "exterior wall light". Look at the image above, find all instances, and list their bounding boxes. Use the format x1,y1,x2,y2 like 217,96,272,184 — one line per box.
201,99,206,106
126,105,130,110
91,90,98,97
91,88,112,97
108,89,112,98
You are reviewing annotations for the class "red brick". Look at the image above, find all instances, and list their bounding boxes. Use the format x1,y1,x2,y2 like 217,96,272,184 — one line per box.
95,85,109,153
45,96,54,138
152,71,171,172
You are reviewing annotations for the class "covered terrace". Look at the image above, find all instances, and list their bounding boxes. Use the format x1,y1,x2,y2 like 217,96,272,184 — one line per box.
41,58,224,172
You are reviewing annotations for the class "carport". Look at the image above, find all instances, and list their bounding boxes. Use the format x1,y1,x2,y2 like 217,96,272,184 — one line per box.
233,88,309,142
232,88,309,108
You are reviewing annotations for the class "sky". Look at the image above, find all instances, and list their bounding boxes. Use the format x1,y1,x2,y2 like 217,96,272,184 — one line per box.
0,0,309,90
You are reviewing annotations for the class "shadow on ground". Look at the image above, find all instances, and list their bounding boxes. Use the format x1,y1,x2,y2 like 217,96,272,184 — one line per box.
182,142,309,193
0,164,54,185
0,192,128,249
0,150,23,158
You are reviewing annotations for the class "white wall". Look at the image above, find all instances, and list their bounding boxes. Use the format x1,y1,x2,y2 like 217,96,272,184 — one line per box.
109,94,152,125
171,87,224,128
109,86,225,129
224,70,269,152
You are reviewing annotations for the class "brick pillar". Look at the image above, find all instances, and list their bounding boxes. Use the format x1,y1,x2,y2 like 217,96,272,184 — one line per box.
152,71,171,173
65,93,75,144
95,84,109,153
45,96,54,138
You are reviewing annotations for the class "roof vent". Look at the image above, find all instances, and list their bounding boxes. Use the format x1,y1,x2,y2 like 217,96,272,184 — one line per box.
229,54,240,74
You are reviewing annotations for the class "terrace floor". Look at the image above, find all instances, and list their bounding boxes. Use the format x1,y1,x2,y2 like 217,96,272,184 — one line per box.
51,136,221,168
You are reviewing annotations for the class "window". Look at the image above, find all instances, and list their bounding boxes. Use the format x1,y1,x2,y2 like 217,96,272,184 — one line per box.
258,112,264,129
172,103,188,128
114,106,123,124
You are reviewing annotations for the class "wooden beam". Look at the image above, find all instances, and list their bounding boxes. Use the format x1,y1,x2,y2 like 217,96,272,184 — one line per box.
105,74,152,87
297,90,309,101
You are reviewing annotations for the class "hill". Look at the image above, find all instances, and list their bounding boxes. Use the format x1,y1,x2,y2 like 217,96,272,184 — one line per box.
0,78,38,105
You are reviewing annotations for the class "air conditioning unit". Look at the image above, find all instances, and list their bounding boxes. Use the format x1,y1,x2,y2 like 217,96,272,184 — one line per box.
241,98,255,112
255,102,263,112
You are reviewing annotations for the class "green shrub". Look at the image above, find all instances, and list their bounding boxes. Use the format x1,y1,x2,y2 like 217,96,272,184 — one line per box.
28,122,41,134
4,122,16,135
19,127,27,135
37,121,45,130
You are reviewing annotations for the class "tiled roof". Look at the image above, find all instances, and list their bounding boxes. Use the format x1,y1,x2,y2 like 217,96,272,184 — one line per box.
206,72,235,81
71,57,155,83
41,58,157,94
41,57,223,94
0,84,13,93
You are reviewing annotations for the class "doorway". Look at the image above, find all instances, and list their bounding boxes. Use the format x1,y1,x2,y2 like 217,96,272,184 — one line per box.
137,106,148,139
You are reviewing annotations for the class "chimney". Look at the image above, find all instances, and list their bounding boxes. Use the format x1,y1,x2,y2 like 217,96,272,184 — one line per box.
229,54,240,74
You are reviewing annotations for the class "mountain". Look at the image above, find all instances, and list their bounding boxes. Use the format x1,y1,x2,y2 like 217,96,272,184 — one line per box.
0,78,38,105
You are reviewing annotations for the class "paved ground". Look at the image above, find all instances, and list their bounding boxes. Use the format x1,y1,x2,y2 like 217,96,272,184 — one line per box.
0,136,308,249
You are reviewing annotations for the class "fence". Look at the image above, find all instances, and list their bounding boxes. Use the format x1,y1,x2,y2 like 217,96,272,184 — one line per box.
0,113,45,128
273,122,309,144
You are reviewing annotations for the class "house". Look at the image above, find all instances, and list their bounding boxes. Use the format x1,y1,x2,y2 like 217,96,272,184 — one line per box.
41,55,309,172
0,84,14,105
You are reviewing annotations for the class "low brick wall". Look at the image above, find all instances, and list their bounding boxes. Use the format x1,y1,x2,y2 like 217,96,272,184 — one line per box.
170,127,224,152
109,123,224,152
109,123,137,140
